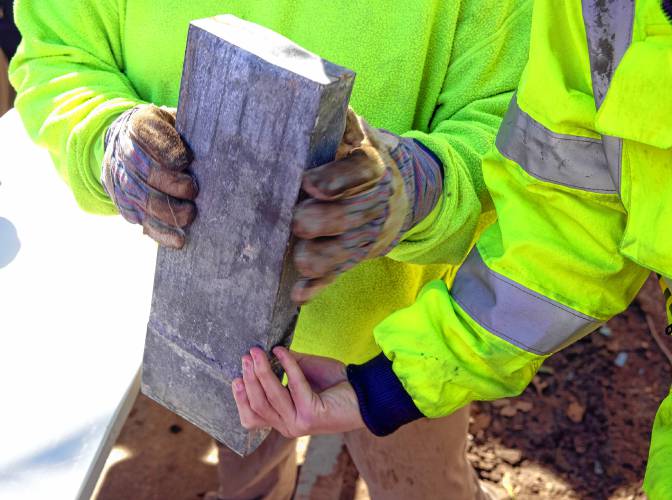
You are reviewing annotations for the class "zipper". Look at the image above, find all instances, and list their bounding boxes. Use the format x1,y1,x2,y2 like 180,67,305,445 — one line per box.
664,0,672,23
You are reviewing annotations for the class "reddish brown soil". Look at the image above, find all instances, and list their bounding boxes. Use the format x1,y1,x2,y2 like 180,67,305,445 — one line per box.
469,275,672,499
93,395,219,500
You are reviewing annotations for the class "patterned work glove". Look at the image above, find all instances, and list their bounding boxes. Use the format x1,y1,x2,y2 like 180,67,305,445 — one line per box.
101,104,198,249
291,109,443,304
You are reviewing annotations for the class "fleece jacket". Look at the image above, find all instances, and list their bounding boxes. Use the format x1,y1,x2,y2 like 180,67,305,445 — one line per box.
10,0,531,384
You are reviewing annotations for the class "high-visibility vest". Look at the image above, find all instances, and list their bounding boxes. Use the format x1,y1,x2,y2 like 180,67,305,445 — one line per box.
451,0,672,355
374,3,672,496
446,2,671,496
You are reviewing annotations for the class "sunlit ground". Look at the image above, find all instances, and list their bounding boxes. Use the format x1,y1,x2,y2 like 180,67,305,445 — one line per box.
91,446,132,499
91,434,643,500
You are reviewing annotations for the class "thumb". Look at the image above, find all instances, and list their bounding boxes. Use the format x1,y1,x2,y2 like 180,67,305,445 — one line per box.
129,104,192,171
158,106,178,125
339,107,366,152
292,352,347,391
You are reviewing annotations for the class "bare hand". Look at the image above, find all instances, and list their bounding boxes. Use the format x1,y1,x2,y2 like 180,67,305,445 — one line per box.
232,347,364,438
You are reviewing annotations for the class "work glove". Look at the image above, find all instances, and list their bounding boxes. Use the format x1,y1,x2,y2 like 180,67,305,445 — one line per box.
291,109,443,304
101,104,198,249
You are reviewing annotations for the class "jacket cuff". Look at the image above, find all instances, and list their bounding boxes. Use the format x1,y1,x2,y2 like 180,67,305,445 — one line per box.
347,353,424,436
412,138,443,174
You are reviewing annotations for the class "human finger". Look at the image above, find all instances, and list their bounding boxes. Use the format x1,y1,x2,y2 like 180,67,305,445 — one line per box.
293,237,351,279
146,168,198,200
232,378,267,430
250,347,296,420
302,149,385,201
292,352,348,392
290,275,337,305
292,189,387,239
242,354,283,427
293,226,378,279
142,218,186,249
273,347,313,407
128,105,192,172
146,190,196,228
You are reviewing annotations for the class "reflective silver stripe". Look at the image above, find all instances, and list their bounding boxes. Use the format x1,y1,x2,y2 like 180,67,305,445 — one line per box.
496,96,617,193
452,249,602,355
582,0,635,107
601,135,624,193
582,0,636,193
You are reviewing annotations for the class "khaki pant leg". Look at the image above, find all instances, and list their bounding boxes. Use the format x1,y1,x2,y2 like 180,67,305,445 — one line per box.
0,50,14,116
344,405,486,500
214,430,297,500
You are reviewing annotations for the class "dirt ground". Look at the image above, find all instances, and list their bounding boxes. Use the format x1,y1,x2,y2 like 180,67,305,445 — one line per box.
469,275,672,499
92,393,220,500
93,275,672,500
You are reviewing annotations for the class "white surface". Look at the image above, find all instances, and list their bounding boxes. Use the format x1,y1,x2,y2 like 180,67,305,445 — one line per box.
0,109,157,499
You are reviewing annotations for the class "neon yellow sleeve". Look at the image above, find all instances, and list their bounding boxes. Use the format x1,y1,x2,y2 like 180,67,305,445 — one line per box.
374,278,544,417
389,0,532,265
9,0,142,213
644,389,672,500
375,149,648,419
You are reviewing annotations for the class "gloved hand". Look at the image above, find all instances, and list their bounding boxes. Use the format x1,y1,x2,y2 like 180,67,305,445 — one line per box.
101,104,198,249
291,109,443,304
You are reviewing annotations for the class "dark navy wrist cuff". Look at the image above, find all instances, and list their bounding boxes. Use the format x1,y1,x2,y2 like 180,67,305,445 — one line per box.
347,353,424,436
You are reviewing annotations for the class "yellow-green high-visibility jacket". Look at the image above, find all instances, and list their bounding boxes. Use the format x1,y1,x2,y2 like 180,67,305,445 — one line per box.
372,1,672,496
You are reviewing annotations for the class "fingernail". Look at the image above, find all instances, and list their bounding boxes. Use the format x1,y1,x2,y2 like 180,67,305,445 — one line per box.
242,357,251,371
233,379,243,392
